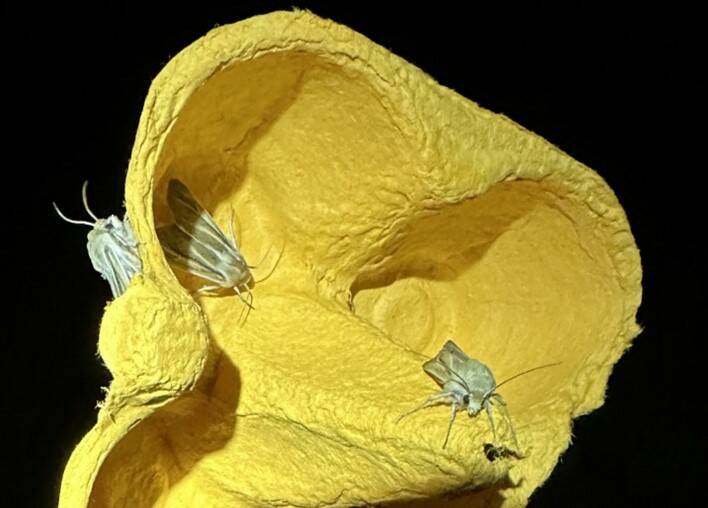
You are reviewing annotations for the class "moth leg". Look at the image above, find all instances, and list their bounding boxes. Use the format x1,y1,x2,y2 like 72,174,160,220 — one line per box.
491,393,507,406
491,393,520,451
396,392,451,423
484,399,498,444
197,285,222,296
442,402,459,449
234,284,255,310
237,286,255,324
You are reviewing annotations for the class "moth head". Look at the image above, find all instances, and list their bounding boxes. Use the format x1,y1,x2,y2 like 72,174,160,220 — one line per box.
104,215,123,230
222,259,253,288
464,391,484,416
84,215,130,246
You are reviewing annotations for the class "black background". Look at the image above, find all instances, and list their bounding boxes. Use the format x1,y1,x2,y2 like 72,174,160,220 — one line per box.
5,2,702,507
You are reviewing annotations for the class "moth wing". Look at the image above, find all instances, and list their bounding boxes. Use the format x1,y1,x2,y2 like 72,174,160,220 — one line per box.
87,221,142,298
118,215,139,247
423,340,474,391
164,179,252,286
422,359,451,389
439,340,472,363
157,224,229,285
103,242,140,297
442,340,497,392
166,179,240,257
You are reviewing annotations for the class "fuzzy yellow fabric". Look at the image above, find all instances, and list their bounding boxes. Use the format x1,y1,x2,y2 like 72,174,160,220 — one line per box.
59,10,642,507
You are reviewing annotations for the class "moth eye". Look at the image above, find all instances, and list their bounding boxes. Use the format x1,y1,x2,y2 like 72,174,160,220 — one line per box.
462,394,470,404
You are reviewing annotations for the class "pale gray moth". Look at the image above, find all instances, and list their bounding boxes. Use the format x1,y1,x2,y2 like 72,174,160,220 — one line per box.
53,182,142,299
156,178,255,308
398,340,559,449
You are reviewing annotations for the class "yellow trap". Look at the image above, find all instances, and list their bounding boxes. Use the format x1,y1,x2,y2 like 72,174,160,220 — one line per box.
59,10,642,508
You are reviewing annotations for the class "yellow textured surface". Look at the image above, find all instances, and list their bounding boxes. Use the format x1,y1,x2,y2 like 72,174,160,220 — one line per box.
59,10,642,507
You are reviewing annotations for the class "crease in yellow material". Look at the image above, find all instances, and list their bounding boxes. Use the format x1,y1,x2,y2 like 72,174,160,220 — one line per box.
59,10,642,507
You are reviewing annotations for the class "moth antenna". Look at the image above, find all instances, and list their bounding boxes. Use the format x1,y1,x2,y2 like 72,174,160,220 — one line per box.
238,289,255,324
228,208,241,250
227,207,247,251
52,202,95,227
492,362,562,393
249,244,272,270
253,242,285,284
81,181,100,222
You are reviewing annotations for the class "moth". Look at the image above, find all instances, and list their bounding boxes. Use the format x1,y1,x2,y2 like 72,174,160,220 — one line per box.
53,181,142,299
156,178,255,308
398,340,559,449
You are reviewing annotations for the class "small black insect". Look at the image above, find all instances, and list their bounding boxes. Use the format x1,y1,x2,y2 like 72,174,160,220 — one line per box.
484,442,523,462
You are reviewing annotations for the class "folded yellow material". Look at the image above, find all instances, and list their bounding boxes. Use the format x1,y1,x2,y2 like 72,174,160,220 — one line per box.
59,10,642,507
